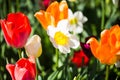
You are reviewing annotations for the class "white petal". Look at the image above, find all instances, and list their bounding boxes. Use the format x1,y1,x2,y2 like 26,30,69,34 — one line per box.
57,20,69,32
115,61,120,68
49,37,58,48
74,11,88,23
82,16,88,23
74,25,83,34
68,9,74,19
47,26,57,38
69,35,79,49
58,46,70,54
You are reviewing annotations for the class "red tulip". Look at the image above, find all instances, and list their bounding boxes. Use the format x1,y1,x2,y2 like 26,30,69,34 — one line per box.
6,57,36,80
71,50,89,67
0,12,31,48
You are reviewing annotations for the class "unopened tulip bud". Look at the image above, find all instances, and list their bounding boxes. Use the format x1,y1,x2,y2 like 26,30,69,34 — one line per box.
25,35,42,58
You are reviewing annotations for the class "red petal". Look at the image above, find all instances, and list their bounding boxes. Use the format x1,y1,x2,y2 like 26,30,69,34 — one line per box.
15,58,36,79
72,50,89,67
0,20,13,46
6,64,15,80
1,12,31,48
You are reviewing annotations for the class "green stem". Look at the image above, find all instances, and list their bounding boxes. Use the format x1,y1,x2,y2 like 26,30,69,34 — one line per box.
101,0,105,30
8,0,12,12
55,49,59,68
18,49,22,58
36,58,45,77
16,0,20,12
105,65,109,80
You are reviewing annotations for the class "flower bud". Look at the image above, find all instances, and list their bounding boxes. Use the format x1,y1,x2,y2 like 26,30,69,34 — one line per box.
25,35,42,58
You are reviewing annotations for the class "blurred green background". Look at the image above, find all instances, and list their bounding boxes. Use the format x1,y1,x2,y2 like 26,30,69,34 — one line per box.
0,0,120,80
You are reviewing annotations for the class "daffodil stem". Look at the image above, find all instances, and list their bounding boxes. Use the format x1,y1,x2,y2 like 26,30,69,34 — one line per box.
55,49,59,68
105,65,109,80
18,49,22,58
101,0,105,30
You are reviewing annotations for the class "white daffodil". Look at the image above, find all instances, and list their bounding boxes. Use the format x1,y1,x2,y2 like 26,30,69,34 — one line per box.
24,35,42,58
47,20,79,54
68,9,88,34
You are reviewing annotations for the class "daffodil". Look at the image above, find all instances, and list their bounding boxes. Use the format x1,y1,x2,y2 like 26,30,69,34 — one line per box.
47,20,79,54
68,9,88,34
87,25,120,65
34,0,68,30
24,35,42,58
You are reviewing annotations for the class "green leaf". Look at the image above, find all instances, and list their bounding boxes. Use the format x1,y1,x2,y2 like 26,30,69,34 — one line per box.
47,70,60,80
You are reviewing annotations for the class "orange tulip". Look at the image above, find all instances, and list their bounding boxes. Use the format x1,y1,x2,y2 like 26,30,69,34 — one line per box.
87,25,120,65
34,0,68,30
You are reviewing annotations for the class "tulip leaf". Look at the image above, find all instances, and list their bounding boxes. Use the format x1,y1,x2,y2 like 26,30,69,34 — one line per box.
47,70,60,80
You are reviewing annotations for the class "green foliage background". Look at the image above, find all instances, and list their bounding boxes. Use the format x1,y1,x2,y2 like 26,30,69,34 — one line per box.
0,0,120,80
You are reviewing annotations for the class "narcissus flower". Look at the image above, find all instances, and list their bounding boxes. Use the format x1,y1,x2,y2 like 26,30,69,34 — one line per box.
34,0,68,30
0,12,31,48
71,50,89,67
47,20,79,54
6,57,36,80
87,25,120,65
24,35,42,58
68,9,87,34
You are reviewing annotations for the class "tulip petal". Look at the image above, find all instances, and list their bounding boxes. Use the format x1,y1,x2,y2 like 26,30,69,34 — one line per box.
34,10,55,29
59,0,68,20
46,1,60,25
0,20,13,46
1,12,31,48
87,37,99,58
6,64,15,80
16,58,36,79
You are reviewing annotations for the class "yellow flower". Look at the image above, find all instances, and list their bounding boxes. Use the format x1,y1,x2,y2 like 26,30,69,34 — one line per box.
34,0,68,30
24,35,42,58
87,25,120,65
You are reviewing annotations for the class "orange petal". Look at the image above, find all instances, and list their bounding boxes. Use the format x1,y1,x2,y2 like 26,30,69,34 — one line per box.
59,0,68,20
34,10,54,30
46,1,60,26
100,29,110,44
34,10,48,29
87,37,99,58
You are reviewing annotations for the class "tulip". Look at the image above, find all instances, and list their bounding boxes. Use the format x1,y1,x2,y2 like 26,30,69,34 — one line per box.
34,0,68,30
24,35,42,58
87,25,120,65
0,12,31,48
6,57,36,80
71,50,89,67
